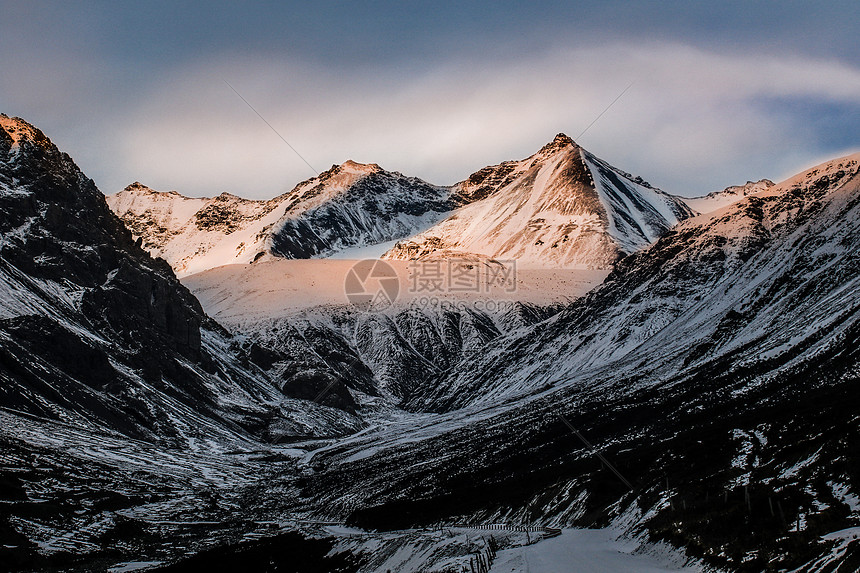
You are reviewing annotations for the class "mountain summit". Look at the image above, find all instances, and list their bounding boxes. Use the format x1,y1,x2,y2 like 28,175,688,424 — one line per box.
107,161,452,276
384,134,695,268
0,114,271,439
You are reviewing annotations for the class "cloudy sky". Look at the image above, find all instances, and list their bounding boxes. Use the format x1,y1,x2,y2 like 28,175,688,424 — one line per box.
2,1,858,199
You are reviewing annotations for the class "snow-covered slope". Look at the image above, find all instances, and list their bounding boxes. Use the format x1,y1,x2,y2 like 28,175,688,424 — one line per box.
682,178,775,214
183,260,606,320
106,182,283,276
182,259,606,401
412,152,860,410
268,161,453,261
0,114,361,441
383,134,694,268
6,112,860,572
107,161,453,276
299,152,860,572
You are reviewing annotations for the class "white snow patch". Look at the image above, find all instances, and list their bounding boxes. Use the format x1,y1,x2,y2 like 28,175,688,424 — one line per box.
489,529,702,572
107,562,164,572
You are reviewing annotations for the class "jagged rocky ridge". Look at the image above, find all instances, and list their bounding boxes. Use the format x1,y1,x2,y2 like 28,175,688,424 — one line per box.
108,134,696,276
107,161,455,276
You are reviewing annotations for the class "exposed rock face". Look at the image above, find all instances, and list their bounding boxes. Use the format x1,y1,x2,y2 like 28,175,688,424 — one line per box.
0,118,205,359
269,162,455,260
0,114,360,442
220,299,557,405
107,161,454,276
321,301,557,400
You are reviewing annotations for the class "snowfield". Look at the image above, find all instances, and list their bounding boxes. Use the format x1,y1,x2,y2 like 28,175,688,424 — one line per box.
489,529,701,573
182,258,608,321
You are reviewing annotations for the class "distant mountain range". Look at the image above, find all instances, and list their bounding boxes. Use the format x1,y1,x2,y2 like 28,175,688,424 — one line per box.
106,133,749,276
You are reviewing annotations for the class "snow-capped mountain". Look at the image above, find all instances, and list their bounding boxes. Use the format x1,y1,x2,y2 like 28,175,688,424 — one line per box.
5,112,860,573
167,135,698,409
0,114,362,441
384,134,695,268
410,153,860,410
107,161,453,277
109,135,694,276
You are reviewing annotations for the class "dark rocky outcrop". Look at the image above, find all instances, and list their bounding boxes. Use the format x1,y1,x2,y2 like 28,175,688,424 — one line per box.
0,115,286,440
